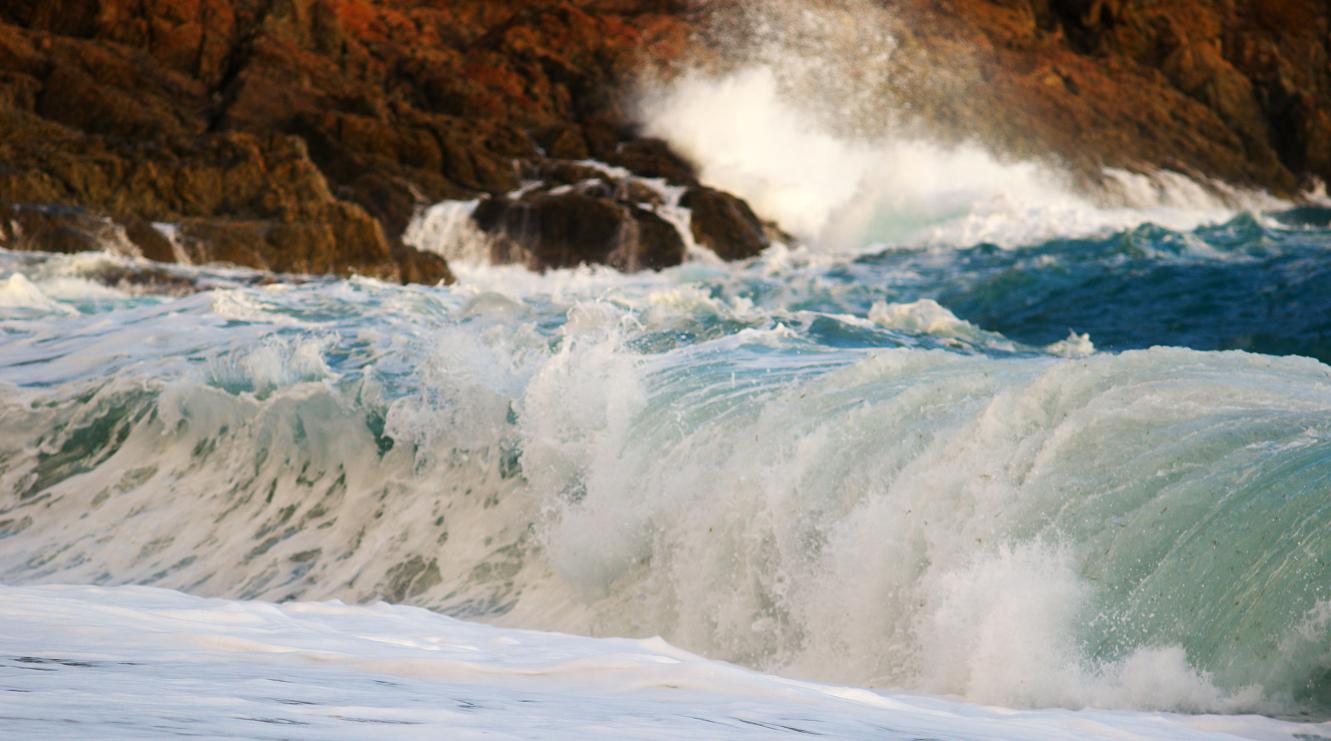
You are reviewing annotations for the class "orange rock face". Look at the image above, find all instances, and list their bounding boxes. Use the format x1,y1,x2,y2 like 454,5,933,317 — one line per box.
889,0,1331,193
0,0,709,280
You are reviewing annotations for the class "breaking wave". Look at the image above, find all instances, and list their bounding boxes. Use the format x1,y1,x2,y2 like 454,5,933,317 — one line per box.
2,243,1329,716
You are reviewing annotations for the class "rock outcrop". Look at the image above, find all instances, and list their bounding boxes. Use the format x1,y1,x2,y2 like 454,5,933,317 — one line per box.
474,191,687,272
681,186,771,261
0,0,751,281
461,135,772,271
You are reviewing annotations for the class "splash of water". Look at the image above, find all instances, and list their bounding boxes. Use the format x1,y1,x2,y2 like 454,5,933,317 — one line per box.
636,64,1284,252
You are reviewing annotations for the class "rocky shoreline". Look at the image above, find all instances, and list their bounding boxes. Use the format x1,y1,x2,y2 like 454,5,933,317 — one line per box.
1,1,1328,284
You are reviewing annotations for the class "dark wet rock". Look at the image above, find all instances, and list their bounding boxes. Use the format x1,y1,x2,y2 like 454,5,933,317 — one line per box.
681,187,770,261
120,219,176,263
606,138,698,186
0,203,133,255
539,161,610,188
391,240,453,287
628,206,689,271
473,191,685,272
78,263,208,298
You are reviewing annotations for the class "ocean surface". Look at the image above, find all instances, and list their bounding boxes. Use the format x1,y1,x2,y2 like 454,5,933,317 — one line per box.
4,65,1331,738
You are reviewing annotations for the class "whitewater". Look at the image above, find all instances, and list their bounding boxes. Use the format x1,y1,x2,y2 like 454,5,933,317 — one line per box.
4,25,1331,740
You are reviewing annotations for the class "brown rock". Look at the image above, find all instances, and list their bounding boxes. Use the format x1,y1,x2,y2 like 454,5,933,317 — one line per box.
472,191,685,272
0,107,449,282
337,172,423,243
889,0,1331,193
606,138,697,185
121,218,177,263
10,0,1323,280
171,199,447,282
539,160,609,187
0,71,39,109
0,2,741,279
536,124,592,160
0,203,130,255
681,187,770,261
392,242,454,286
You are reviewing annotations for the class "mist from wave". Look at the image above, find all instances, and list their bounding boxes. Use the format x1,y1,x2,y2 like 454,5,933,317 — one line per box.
638,65,1292,253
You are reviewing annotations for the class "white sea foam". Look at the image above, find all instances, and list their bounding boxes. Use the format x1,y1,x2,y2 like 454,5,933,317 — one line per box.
868,298,1014,349
403,199,489,264
4,584,1318,740
1044,330,1096,357
0,273,77,315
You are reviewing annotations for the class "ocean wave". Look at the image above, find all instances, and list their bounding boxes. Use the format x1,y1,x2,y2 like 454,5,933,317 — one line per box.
2,259,1328,713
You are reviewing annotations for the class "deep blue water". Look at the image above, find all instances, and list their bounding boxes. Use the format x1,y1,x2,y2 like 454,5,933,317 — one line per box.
837,209,1331,361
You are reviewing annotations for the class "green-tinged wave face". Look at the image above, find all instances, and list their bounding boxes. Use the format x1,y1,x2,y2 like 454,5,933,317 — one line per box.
1,210,1330,717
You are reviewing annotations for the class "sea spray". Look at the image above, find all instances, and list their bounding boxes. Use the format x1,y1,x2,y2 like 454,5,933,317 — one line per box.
636,64,1289,251
630,0,1290,252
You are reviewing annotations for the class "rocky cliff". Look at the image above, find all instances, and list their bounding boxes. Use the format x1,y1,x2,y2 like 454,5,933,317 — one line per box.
889,0,1331,194
0,1,1327,282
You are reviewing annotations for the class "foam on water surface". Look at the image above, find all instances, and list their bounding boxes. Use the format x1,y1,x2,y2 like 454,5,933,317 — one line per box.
0,584,1323,740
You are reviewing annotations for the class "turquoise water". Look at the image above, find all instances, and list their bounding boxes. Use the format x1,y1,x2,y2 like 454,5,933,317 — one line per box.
0,208,1329,716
